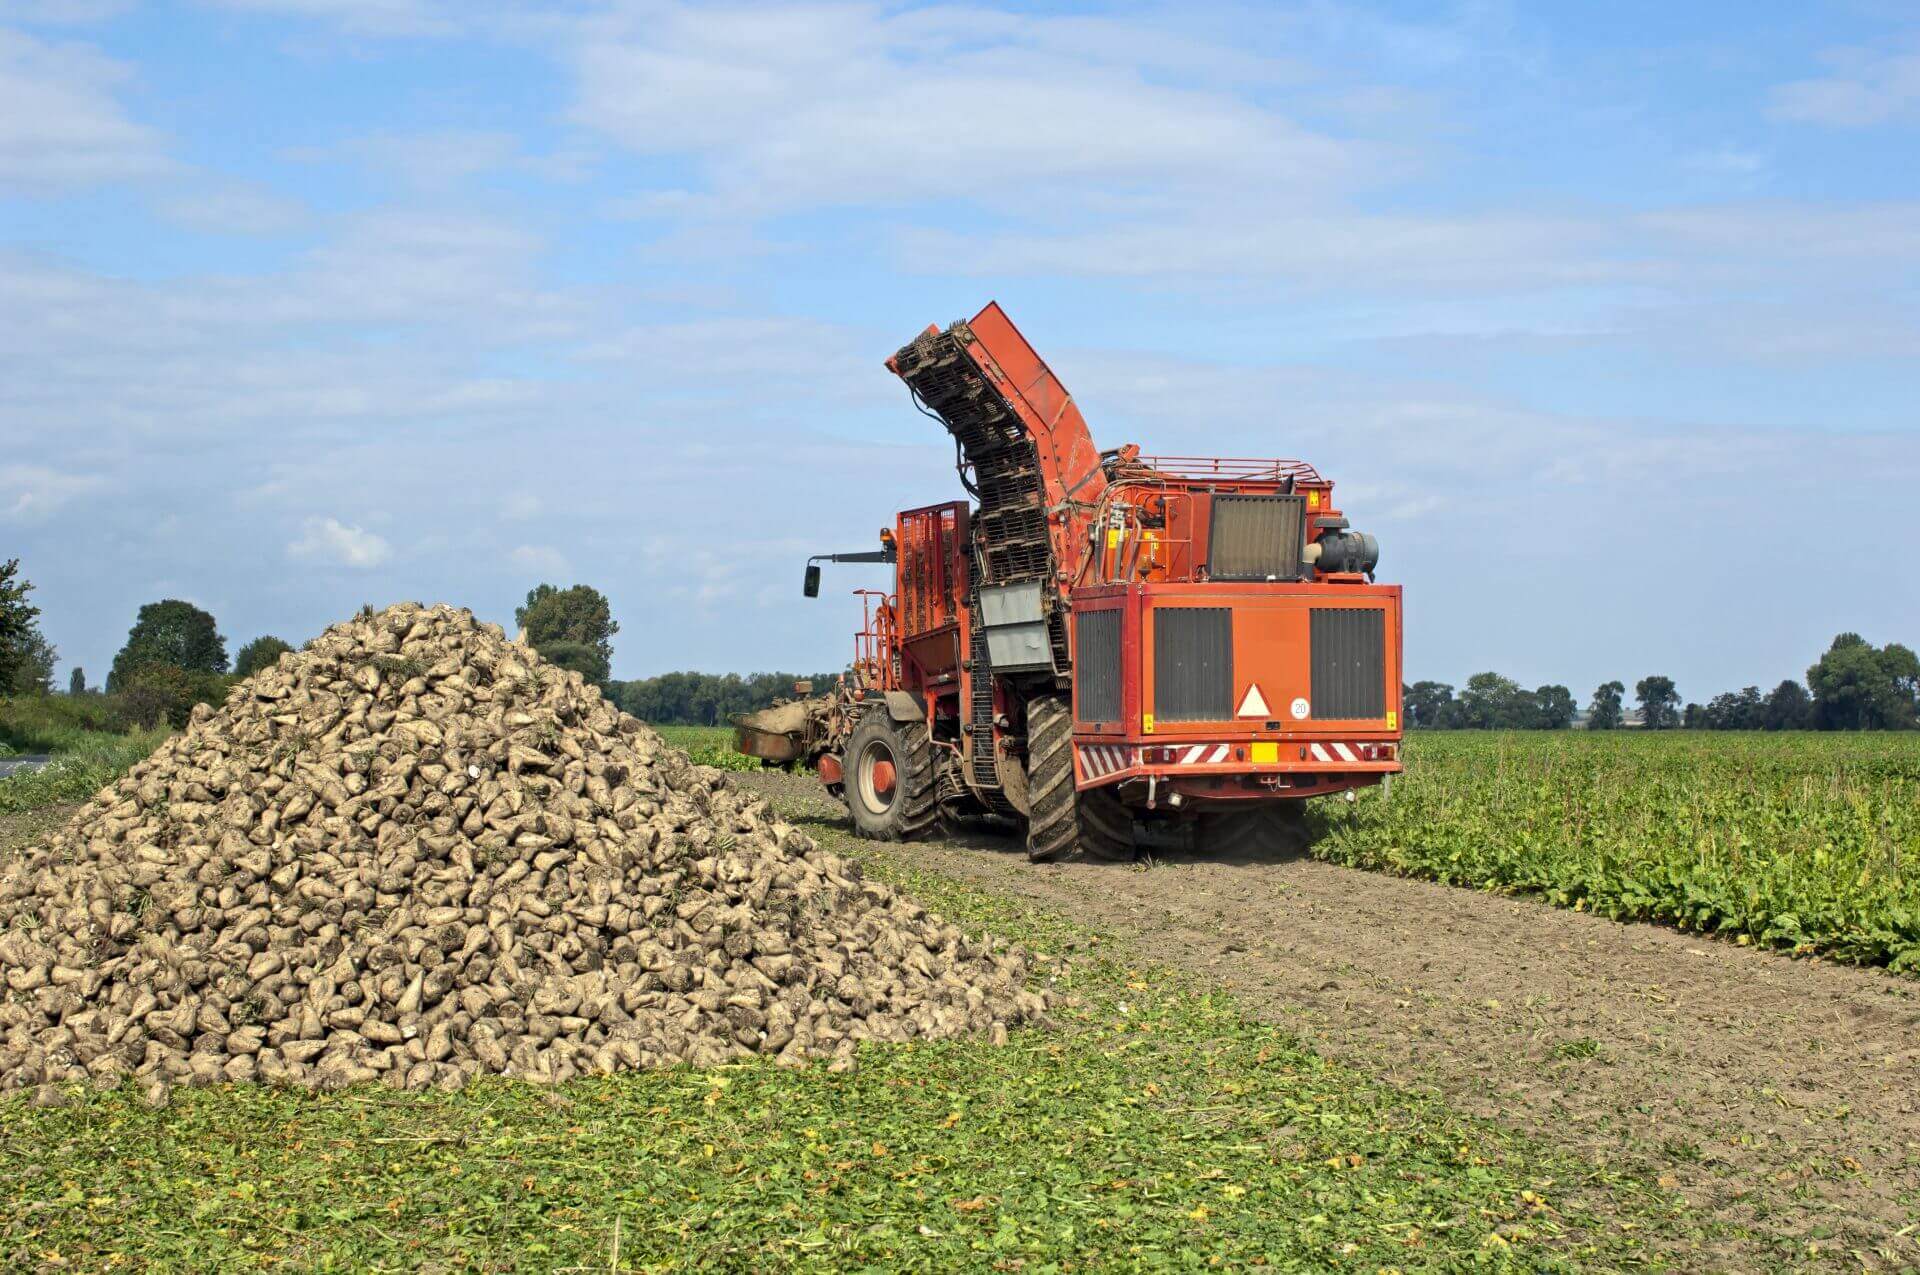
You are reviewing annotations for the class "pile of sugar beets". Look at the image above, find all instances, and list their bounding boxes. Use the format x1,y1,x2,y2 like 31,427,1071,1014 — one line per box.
0,604,1049,1103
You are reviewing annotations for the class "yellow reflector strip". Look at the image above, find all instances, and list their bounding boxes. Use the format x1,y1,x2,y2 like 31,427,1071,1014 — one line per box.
1250,742,1278,764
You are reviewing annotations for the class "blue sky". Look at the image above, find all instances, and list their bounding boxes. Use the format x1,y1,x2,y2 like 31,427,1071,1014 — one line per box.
2,0,1917,703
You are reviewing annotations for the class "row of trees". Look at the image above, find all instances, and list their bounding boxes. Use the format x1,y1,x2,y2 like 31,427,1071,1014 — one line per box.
92,599,293,728
1403,675,1578,730
606,670,840,726
5,571,821,734
1407,634,1918,732
16,562,1912,736
507,584,834,724
2,561,297,730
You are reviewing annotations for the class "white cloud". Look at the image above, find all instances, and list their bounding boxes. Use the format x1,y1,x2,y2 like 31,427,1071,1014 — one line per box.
0,0,132,19
287,517,392,568
0,463,104,522
568,2,1371,217
509,544,569,576
1771,44,1920,127
1683,146,1767,180
896,211,1636,291
202,0,455,37
291,128,593,189
0,27,169,190
156,182,306,235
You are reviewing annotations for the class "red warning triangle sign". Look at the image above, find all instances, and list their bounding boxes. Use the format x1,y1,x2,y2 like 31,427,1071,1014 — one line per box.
1236,683,1271,718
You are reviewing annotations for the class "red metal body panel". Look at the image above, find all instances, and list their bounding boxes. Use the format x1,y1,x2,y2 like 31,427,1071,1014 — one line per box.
1067,581,1403,803
894,502,969,692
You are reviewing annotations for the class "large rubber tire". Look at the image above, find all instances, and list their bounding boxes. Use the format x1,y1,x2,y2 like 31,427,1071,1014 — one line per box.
1200,800,1308,858
843,711,939,842
1024,694,1134,863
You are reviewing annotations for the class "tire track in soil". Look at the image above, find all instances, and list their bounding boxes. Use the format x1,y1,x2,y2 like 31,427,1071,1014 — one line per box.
738,769,1920,1268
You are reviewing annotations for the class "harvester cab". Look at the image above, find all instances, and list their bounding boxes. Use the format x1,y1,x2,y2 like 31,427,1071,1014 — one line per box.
737,302,1404,862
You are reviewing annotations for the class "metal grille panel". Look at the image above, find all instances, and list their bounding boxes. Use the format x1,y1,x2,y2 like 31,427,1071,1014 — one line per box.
1154,608,1233,722
1209,494,1307,581
1310,609,1386,720
1074,609,1122,723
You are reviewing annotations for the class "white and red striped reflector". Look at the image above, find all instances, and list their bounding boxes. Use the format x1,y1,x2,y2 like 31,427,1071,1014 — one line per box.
1078,743,1136,779
1079,739,1397,777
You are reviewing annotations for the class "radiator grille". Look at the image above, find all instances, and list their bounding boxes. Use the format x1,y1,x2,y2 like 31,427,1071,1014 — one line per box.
1074,610,1122,723
1310,609,1387,719
1209,494,1307,581
1154,608,1233,722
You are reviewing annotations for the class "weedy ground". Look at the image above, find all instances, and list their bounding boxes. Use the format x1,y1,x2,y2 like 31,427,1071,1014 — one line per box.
0,696,169,815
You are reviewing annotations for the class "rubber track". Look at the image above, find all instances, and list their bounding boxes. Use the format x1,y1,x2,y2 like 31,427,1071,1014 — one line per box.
1025,695,1133,862
1201,802,1306,857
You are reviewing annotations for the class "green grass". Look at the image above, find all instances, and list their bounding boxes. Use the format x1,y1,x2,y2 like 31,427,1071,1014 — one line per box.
0,696,170,815
1,805,1718,1271
0,692,134,753
1314,731,1920,971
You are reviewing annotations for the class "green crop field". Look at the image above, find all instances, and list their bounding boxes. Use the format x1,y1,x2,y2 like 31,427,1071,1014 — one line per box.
1316,732,1920,971
653,723,760,772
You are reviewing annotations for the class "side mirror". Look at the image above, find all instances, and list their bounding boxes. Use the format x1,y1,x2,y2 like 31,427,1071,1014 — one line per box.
803,563,821,597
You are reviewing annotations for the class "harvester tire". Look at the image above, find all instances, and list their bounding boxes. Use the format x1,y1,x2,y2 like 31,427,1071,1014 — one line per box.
844,711,939,842
1201,801,1308,858
1024,694,1134,863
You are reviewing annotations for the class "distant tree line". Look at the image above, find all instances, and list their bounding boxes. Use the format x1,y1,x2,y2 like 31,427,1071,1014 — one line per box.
13,560,1912,739
1403,674,1578,730
1406,633,1918,732
2,572,829,736
606,671,842,726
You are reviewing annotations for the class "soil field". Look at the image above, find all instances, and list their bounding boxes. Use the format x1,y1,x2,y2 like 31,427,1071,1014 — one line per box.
736,765,1920,1269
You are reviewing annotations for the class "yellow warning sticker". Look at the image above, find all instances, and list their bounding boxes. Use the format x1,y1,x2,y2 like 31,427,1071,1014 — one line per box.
1307,490,1321,509
1106,528,1121,547
1250,742,1278,764
1387,710,1398,730
1142,713,1154,734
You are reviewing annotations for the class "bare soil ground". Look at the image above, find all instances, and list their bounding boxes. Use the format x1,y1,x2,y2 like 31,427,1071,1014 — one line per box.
738,768,1920,1267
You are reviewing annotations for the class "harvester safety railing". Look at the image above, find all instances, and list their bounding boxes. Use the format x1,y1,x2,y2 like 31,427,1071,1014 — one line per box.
1133,456,1325,486
851,590,900,692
